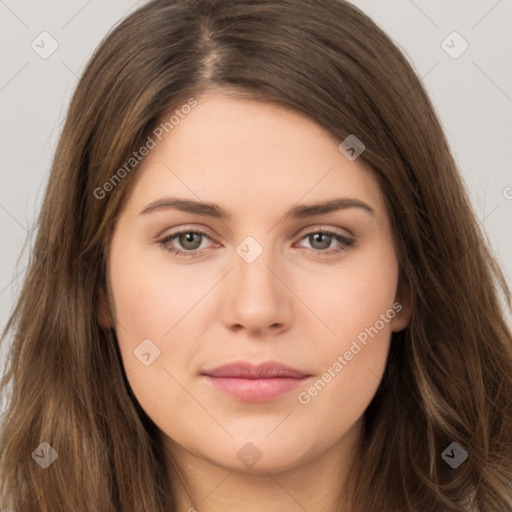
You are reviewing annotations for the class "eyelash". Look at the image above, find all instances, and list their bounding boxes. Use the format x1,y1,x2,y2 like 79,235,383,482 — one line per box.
158,228,355,258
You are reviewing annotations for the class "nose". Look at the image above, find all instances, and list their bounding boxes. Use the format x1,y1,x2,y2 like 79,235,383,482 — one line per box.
220,246,293,336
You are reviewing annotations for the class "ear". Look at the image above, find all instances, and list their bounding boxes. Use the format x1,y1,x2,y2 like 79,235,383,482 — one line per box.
390,274,412,333
97,286,114,329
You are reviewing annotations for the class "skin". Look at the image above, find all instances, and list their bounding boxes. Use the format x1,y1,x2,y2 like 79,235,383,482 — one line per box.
101,90,411,512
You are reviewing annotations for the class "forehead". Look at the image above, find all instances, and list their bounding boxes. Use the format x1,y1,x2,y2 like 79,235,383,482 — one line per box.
121,92,386,219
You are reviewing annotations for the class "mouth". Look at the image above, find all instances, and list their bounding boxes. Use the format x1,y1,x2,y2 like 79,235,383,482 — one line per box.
201,361,312,402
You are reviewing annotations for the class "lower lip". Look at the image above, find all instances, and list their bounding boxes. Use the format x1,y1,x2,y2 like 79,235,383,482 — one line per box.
203,376,309,402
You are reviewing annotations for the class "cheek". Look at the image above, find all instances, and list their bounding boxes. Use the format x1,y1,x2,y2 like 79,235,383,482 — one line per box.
108,240,208,390
109,240,206,338
296,311,395,443
297,241,398,408
307,239,399,344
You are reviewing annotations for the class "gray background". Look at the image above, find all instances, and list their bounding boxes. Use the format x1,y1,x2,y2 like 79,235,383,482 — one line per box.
1,0,511,368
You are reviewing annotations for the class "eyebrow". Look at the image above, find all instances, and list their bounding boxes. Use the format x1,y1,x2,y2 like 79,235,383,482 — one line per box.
139,196,375,219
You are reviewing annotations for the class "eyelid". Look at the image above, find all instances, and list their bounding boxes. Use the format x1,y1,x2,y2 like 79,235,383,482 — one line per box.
156,224,218,242
293,223,354,239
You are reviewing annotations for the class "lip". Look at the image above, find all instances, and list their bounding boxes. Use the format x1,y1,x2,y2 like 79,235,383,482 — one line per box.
201,361,311,402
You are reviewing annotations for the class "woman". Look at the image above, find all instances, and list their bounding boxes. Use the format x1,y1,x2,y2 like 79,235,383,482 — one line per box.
1,0,511,510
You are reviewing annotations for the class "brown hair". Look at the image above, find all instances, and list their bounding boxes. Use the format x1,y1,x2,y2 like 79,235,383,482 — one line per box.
1,0,511,510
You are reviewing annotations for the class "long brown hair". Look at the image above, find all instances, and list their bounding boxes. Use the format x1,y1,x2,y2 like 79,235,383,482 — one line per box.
1,0,511,510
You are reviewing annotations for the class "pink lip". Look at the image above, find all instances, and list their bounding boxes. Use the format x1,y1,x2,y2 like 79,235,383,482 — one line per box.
201,361,311,402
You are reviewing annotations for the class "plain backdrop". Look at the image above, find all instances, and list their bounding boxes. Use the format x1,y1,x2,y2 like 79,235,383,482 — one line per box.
1,0,511,368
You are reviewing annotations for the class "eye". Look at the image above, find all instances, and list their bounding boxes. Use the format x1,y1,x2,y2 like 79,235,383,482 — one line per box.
158,228,355,258
294,229,354,256
159,230,215,257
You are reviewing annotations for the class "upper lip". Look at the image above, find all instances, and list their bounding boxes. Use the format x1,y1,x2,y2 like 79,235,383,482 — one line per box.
202,361,310,379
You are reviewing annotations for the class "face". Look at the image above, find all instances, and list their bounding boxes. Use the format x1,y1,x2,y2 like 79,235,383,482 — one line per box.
103,91,410,474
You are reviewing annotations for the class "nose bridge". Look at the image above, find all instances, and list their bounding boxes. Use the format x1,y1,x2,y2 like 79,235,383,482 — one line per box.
234,233,280,301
